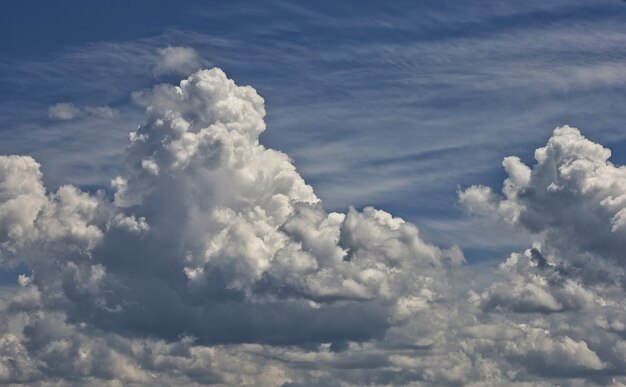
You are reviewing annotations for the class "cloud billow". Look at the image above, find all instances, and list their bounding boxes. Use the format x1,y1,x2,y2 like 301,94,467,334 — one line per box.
2,68,626,385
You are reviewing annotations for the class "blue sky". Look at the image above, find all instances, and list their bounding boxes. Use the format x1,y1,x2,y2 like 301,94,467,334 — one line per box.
2,0,626,261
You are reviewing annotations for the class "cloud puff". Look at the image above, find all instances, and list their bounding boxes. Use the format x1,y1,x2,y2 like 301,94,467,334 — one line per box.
48,102,117,120
153,46,202,76
3,70,626,385
47,102,81,120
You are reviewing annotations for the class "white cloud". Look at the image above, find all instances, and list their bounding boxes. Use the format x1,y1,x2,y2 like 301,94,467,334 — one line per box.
153,46,202,76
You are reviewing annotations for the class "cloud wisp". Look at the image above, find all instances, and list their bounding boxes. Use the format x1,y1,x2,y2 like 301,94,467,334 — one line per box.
48,102,118,120
1,68,626,385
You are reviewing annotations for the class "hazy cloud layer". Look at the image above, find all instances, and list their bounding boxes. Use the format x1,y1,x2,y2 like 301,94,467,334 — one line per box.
1,69,626,385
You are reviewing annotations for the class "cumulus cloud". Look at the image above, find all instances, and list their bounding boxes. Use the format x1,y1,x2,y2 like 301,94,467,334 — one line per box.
1,68,465,384
3,69,626,385
458,125,626,383
460,126,626,275
153,46,202,76
47,102,117,120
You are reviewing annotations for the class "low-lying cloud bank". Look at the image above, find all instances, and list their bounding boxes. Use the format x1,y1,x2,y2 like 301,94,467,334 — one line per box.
1,68,626,386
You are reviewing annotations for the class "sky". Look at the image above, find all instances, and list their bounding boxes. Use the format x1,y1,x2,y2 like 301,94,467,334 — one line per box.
1,1,626,385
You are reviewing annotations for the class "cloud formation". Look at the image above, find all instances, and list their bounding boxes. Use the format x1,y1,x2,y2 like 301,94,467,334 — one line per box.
2,69,626,385
48,102,117,120
460,126,626,276
153,46,202,77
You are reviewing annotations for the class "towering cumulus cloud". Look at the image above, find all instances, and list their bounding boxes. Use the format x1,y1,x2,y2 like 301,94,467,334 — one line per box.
1,69,626,385
0,68,462,384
